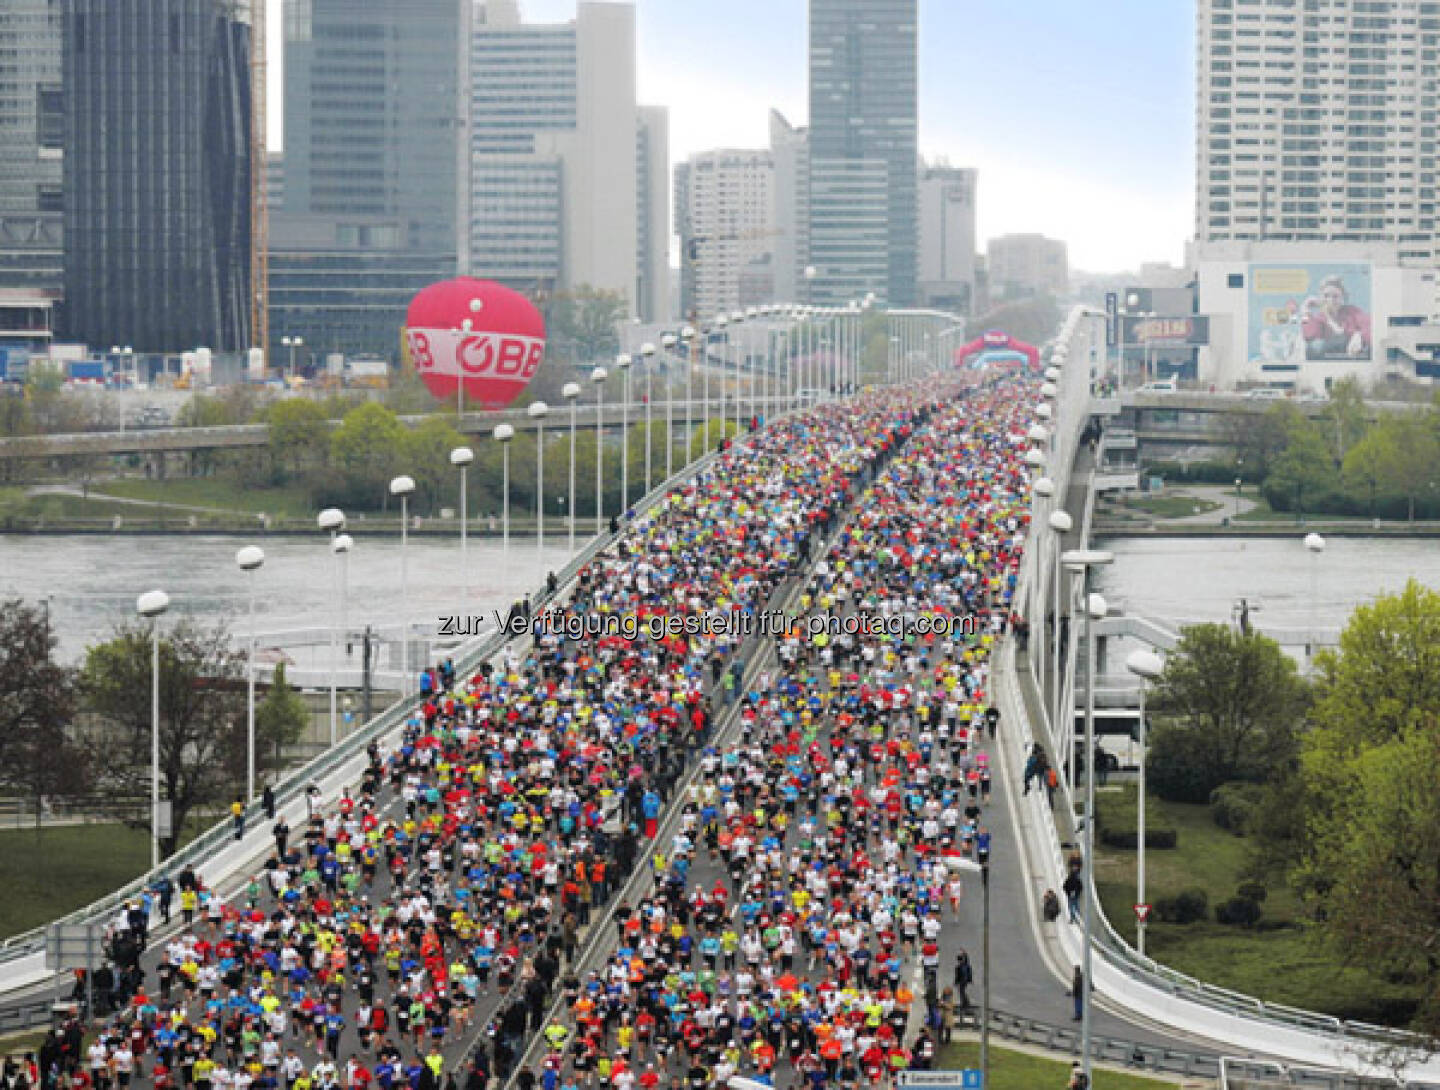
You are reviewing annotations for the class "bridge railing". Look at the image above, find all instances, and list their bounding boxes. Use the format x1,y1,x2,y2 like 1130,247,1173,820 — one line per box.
0,429,729,983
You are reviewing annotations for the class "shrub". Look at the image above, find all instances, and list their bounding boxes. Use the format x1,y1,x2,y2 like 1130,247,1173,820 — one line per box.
1215,895,1263,927
1210,782,1267,835
1236,882,1269,904
1098,827,1178,850
1153,888,1209,925
1148,725,1219,803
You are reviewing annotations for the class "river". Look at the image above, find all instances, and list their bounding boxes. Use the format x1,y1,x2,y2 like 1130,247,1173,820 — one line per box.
0,533,570,663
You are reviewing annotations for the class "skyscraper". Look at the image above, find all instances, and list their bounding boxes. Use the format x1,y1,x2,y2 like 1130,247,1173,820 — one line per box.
468,1,666,320
0,0,63,301
63,0,252,352
918,164,977,313
1195,0,1438,263
769,110,810,307
272,0,465,360
676,150,775,319
807,0,918,307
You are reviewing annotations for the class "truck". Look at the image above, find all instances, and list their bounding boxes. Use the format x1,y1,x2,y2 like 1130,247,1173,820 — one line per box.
344,358,390,389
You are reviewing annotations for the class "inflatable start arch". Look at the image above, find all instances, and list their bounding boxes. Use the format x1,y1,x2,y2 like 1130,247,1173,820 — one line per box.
955,330,1041,371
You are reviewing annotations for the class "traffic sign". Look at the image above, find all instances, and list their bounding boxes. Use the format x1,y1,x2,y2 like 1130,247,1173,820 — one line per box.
1135,902,1152,923
898,1072,982,1089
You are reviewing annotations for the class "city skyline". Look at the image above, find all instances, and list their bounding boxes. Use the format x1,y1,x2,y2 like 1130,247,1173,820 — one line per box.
267,0,1194,276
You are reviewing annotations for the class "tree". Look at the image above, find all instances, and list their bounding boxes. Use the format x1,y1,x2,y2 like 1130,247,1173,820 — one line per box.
1341,427,1389,517
1318,376,1369,466
1371,413,1440,522
327,402,408,508
0,599,87,824
1263,421,1341,518
1293,583,1440,1036
542,286,627,367
1222,403,1293,481
404,415,465,514
1146,624,1308,801
255,663,308,767
265,398,330,481
81,619,247,854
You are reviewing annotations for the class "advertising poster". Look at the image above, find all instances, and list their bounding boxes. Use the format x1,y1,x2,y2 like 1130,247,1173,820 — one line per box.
1249,263,1372,365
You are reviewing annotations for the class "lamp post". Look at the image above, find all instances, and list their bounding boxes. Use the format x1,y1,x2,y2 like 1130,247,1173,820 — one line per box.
616,353,632,509
1032,477,1056,710
1304,533,1325,661
1061,550,1116,1087
317,507,346,741
563,383,581,552
528,401,550,556
137,589,170,871
281,335,303,381
235,547,264,804
495,424,515,554
450,446,474,602
333,530,352,697
591,367,608,532
1049,510,1074,762
730,310,745,437
710,315,727,449
388,477,415,696
1126,649,1164,958
679,327,695,473
646,341,662,491
1235,476,1243,519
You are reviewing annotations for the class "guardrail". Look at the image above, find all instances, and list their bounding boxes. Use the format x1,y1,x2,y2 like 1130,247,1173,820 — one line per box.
0,434,727,992
1010,430,1440,1075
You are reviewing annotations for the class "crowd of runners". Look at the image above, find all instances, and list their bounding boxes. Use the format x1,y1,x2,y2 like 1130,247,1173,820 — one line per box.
21,370,1036,1090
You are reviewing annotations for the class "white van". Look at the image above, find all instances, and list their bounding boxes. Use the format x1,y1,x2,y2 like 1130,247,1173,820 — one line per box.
1245,387,1287,400
1138,379,1177,393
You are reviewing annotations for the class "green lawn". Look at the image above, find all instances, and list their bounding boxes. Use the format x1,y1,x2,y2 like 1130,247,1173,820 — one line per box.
0,824,155,938
0,818,219,940
937,1040,1179,1089
0,489,144,521
94,478,314,518
1120,493,1221,519
1094,784,1419,1025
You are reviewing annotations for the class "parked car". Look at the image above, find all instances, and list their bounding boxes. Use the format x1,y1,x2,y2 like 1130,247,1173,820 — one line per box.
1138,380,1178,393
1245,387,1287,400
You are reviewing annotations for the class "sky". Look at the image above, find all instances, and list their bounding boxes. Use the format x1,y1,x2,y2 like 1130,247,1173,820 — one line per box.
268,0,1195,274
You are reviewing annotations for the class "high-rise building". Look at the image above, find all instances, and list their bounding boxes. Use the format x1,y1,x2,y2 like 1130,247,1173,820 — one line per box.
676,150,774,320
272,0,466,360
1195,0,1438,263
918,163,977,313
636,106,670,323
468,1,664,320
987,233,1069,300
807,0,918,307
63,0,251,353
769,110,810,306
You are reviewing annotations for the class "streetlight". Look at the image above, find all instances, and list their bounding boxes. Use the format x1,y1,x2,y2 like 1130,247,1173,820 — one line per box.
1028,423,1050,448
1061,550,1115,1087
235,547,264,805
562,383,582,552
616,354,633,511
804,264,817,306
591,367,608,533
450,447,474,602
281,335,303,381
1304,533,1325,661
1032,478,1056,702
1024,448,1046,473
947,854,990,1084
494,424,515,554
317,507,346,742
1126,649,1164,958
710,315,727,449
389,477,415,696
136,589,170,871
729,310,745,437
645,341,663,491
1049,511,1074,758
528,401,550,555
1234,476,1243,519
333,527,352,659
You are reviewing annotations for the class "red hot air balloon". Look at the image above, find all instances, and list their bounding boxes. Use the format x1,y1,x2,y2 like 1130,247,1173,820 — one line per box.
404,277,546,408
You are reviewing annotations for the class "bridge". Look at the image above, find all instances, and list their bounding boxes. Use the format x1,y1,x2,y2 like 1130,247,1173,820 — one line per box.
0,395,791,462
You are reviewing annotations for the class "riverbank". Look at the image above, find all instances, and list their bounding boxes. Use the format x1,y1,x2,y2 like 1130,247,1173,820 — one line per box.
1095,484,1440,537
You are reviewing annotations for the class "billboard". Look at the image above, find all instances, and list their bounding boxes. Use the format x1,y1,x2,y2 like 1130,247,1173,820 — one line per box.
1249,263,1372,365
1120,315,1209,346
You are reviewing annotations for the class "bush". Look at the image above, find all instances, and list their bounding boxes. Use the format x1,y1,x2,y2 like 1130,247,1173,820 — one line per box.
1209,782,1267,835
1148,725,1220,803
1098,827,1178,850
1236,882,1269,904
1153,888,1209,925
1215,895,1264,927
1142,459,1246,485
